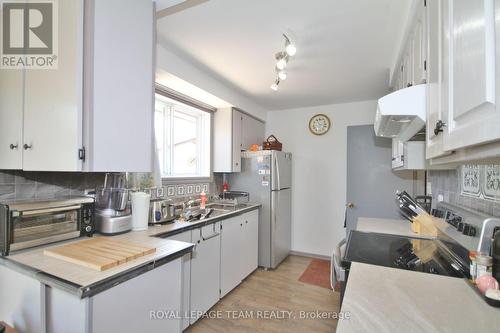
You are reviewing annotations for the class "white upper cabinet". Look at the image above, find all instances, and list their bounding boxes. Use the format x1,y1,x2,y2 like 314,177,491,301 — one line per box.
0,69,23,169
23,0,84,171
214,108,265,173
214,108,241,173
442,0,499,151
412,2,427,85
0,0,154,172
83,0,154,172
426,0,451,159
241,113,265,151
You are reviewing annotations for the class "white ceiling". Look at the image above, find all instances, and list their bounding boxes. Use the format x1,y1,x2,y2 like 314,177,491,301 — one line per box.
156,0,412,111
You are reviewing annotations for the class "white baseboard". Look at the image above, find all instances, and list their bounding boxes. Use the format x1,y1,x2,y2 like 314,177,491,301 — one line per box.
290,250,331,261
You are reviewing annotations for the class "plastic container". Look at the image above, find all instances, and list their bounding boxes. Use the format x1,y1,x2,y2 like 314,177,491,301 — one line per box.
131,192,151,231
477,254,493,279
469,251,478,282
200,191,207,210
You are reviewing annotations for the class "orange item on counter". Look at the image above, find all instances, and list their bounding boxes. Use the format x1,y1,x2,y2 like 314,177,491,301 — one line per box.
250,144,259,151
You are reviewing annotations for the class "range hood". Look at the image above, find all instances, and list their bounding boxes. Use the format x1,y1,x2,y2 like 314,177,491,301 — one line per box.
374,84,426,142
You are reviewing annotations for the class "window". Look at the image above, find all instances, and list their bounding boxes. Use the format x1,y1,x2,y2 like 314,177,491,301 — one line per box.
154,93,211,178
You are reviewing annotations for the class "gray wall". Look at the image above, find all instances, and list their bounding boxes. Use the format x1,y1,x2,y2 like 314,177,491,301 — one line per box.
429,167,500,217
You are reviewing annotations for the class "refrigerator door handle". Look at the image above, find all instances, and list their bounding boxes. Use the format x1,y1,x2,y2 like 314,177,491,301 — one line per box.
275,154,281,190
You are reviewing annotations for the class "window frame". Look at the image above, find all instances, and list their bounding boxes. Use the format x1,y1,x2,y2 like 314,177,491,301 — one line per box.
154,87,214,183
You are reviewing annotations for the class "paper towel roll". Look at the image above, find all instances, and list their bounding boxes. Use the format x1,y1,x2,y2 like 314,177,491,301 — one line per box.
131,192,150,231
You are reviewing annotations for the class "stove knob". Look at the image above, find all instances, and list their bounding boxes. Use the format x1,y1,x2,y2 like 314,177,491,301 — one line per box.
428,267,438,274
85,225,92,233
462,223,470,235
469,226,476,237
457,222,464,232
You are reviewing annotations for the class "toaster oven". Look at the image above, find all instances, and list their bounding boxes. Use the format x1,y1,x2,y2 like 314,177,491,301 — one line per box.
0,197,95,256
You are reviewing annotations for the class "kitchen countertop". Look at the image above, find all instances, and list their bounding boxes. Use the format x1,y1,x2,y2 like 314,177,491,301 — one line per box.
356,217,430,238
336,262,500,333
1,203,260,298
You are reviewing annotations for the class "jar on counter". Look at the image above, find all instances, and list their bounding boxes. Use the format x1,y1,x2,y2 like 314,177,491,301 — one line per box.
469,251,478,282
476,254,493,279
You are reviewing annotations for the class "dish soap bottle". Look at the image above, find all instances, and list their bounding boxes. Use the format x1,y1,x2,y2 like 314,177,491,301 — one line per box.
200,191,207,210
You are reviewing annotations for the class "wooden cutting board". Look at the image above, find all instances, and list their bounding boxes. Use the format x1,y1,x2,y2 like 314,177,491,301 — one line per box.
44,238,156,271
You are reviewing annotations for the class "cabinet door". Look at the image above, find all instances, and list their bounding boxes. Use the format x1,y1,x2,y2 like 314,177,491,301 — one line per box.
242,210,259,278
443,0,499,150
0,266,43,333
241,114,265,150
167,231,191,331
232,109,242,172
403,51,413,87
392,139,404,169
220,216,244,297
190,223,221,324
426,0,451,159
91,259,182,333
0,69,23,169
412,1,427,85
23,0,83,171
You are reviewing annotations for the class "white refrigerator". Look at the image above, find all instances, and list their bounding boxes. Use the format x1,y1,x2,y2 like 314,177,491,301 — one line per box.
226,150,292,269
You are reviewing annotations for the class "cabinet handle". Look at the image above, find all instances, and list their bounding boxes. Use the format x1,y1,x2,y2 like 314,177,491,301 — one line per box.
433,120,447,136
23,144,32,150
245,220,248,224
9,144,18,150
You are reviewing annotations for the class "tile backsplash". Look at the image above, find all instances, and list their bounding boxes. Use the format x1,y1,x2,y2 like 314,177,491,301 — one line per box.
0,170,217,202
429,164,500,217
0,171,105,200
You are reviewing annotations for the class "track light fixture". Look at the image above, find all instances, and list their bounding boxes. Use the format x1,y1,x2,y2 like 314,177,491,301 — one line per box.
270,33,297,91
270,79,280,91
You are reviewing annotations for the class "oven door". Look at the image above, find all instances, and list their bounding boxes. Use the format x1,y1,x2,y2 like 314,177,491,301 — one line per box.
10,205,82,252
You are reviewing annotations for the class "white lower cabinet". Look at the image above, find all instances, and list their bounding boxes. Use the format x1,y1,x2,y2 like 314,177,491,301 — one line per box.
220,210,259,298
241,210,259,278
167,231,192,331
220,216,245,297
190,222,221,325
0,266,43,333
1,258,183,333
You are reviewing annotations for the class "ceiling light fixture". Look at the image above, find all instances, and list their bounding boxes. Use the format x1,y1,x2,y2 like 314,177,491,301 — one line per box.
284,34,297,57
277,70,287,81
270,79,280,91
270,33,297,91
275,52,288,70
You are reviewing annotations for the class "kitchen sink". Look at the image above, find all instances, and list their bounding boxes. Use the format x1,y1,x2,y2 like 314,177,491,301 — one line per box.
206,203,249,210
182,207,229,223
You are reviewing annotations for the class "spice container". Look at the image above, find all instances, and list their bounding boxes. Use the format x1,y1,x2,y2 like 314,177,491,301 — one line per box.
477,254,493,279
469,251,478,282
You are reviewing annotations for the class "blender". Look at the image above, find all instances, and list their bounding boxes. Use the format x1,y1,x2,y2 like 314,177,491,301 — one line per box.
94,173,132,235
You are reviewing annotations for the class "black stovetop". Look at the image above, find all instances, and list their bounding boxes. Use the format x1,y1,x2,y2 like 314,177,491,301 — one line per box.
344,231,470,278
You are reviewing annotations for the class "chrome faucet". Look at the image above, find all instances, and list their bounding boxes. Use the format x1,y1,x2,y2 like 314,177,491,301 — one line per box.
183,198,201,211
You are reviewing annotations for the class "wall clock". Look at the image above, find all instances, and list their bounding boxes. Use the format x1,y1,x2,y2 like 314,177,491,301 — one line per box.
309,114,331,135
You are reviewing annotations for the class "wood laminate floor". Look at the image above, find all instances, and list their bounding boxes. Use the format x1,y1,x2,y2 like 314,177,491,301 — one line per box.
186,255,340,333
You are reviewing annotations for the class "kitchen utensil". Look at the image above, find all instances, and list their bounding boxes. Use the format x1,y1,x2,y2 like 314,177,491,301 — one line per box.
399,204,416,222
0,197,95,256
201,208,214,220
131,192,150,231
149,199,176,224
103,173,126,188
94,180,132,235
43,238,156,271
